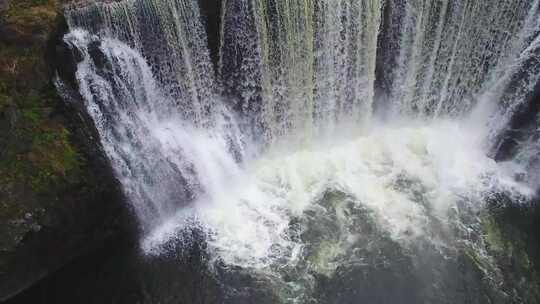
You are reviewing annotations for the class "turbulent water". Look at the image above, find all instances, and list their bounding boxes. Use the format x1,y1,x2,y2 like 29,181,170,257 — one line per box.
59,0,540,302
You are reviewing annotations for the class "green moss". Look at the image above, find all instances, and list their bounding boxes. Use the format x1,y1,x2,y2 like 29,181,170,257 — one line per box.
482,213,540,301
0,0,83,192
0,0,89,251
1,95,82,193
2,0,58,35
482,217,506,252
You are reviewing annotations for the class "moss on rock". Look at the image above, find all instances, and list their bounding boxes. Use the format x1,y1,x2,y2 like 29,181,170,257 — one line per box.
0,0,128,300
482,203,540,302
0,0,80,253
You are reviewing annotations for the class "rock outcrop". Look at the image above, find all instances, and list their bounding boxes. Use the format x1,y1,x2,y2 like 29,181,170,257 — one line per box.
0,0,130,300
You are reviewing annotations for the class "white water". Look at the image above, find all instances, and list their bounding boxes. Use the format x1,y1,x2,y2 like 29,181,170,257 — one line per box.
64,29,244,232
60,0,540,301
140,118,532,301
66,0,218,127
143,118,531,257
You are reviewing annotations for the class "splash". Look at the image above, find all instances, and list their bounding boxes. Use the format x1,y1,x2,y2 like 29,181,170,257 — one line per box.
141,120,533,301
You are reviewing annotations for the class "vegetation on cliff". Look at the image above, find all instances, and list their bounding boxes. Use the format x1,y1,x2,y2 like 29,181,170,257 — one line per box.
483,200,540,301
0,1,126,300
0,0,79,251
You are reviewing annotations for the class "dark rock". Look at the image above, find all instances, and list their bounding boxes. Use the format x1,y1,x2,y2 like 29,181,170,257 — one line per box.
54,42,82,89
493,78,540,162
88,40,106,70
0,0,9,12
373,0,406,117
198,0,222,70
5,228,223,304
0,3,131,301
485,194,540,302
48,15,84,91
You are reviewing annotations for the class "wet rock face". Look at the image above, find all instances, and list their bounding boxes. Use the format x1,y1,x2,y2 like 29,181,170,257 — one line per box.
198,0,222,68
87,40,107,70
54,40,83,90
493,79,540,193
0,1,129,301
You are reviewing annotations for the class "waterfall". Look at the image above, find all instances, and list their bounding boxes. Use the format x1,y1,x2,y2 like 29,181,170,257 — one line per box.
62,0,244,233
219,0,540,185
215,0,540,301
219,0,540,145
220,0,382,144
58,0,540,302
65,0,218,127
382,0,539,119
220,0,540,125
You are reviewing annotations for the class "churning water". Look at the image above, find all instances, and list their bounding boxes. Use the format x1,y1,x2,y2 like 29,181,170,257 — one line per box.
59,0,540,302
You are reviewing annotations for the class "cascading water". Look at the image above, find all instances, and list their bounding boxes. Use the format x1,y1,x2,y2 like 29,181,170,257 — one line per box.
62,0,244,233
65,0,218,127
380,0,540,126
383,0,537,117
56,0,540,302
220,0,382,143
376,0,540,190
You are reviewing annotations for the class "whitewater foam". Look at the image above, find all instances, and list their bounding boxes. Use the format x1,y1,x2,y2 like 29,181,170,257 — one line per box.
142,120,532,271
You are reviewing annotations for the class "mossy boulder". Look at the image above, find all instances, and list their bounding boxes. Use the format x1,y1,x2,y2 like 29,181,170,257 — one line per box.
483,196,540,302
0,0,129,300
